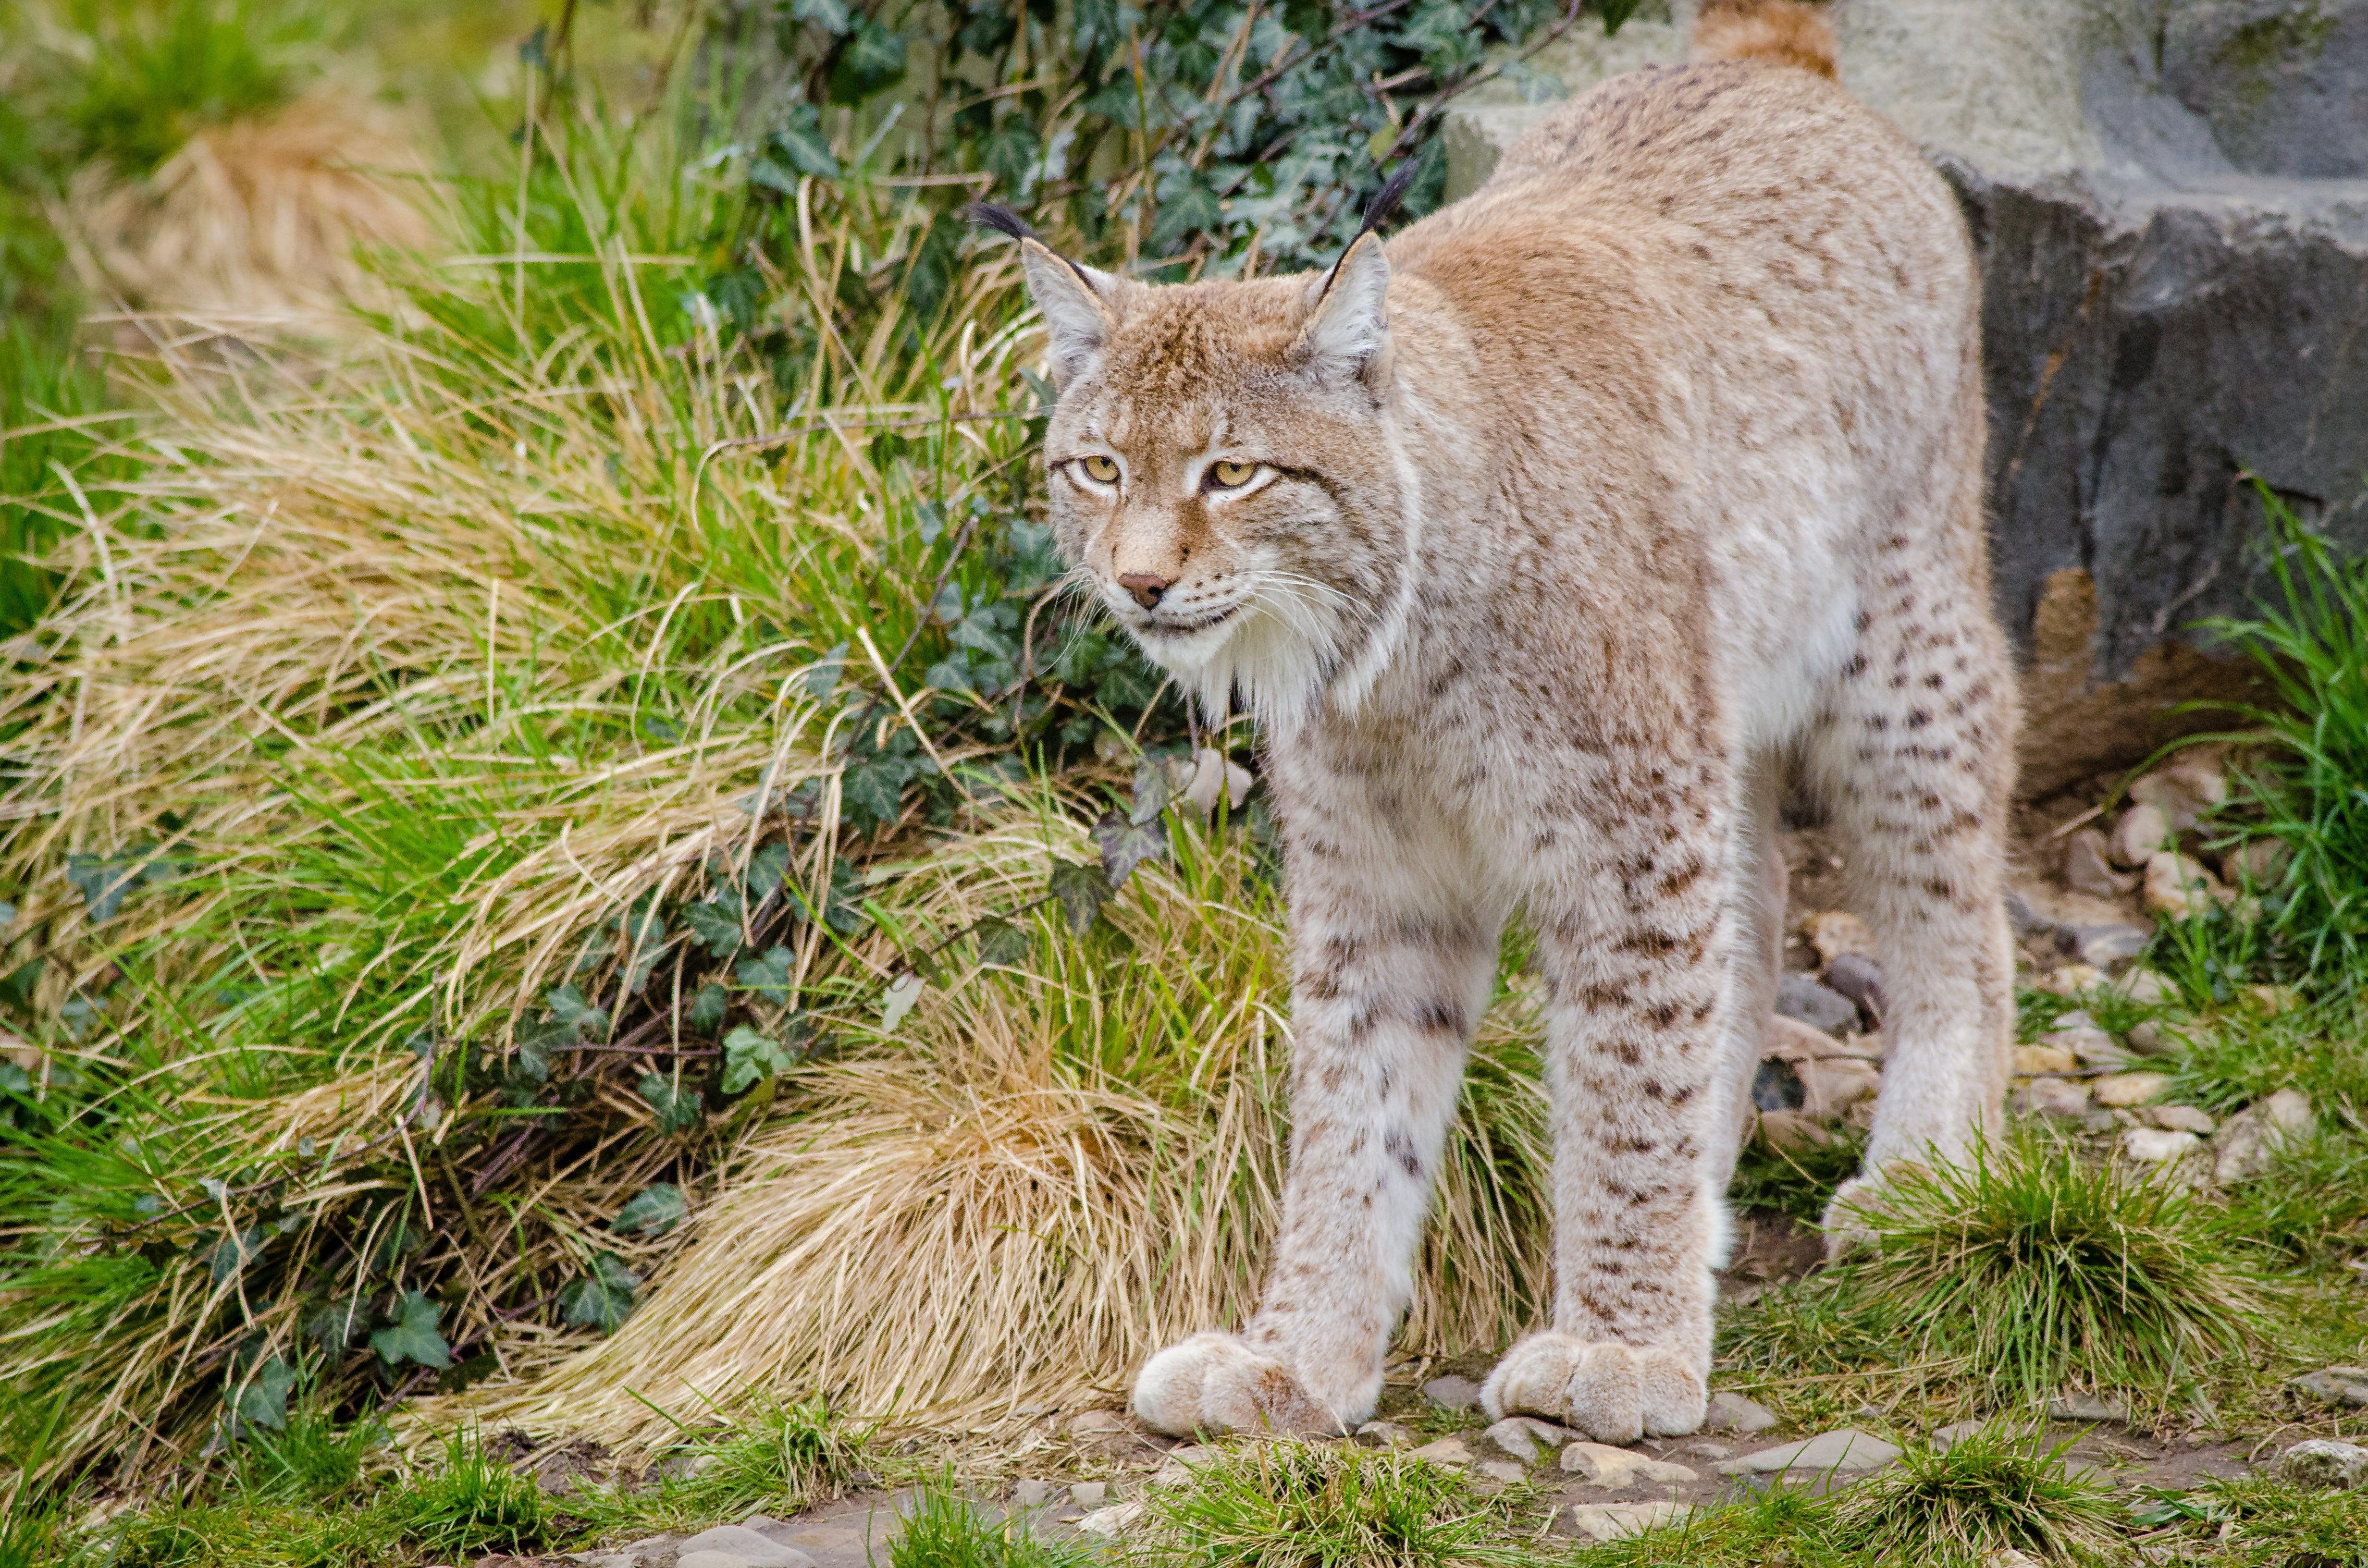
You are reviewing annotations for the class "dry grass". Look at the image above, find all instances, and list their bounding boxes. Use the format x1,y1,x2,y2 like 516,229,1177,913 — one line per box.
419,812,1554,1452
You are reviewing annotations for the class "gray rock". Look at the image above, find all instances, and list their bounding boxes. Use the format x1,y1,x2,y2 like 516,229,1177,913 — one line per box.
675,1525,815,1568
2276,1438,2368,1490
1422,1373,1484,1411
1011,1478,1059,1508
1715,1428,1903,1477
1777,974,1861,1036
1409,1436,1475,1467
1557,1501,1694,1543
1929,1419,1991,1449
1560,1441,1699,1487
1442,1,2368,791
1070,1481,1110,1507
2294,1365,2368,1405
1703,1391,1778,1434
1152,1444,1215,1487
1476,1458,1529,1484
1822,954,1887,1024
1480,1416,1573,1464
2046,1393,2127,1422
610,1536,683,1568
1075,1501,1145,1537
2214,1088,2316,1183
2067,925,2152,970
1355,1420,1414,1448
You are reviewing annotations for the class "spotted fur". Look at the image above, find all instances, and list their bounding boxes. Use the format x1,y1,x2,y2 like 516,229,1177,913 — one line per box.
1003,0,2016,1442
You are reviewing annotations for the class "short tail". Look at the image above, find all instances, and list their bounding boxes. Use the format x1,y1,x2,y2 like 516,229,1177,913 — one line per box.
1692,0,1838,78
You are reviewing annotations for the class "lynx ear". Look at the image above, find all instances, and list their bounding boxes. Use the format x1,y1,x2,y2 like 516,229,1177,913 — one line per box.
1018,240,1124,387
1296,231,1392,392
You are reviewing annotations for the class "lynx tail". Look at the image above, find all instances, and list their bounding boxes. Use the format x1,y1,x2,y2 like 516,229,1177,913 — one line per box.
1692,0,1838,79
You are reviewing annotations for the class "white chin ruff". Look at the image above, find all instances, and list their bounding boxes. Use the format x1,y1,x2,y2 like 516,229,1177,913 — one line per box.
1141,604,1333,727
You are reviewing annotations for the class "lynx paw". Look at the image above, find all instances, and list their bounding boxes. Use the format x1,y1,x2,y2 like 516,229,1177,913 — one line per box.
1130,1332,1344,1437
1820,1160,1927,1260
1480,1334,1705,1444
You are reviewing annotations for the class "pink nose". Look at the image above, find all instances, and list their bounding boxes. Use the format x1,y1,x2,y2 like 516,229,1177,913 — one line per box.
1119,572,1170,609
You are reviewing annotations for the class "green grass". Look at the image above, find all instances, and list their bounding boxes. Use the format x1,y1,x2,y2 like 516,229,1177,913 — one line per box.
889,1483,1096,1568
1138,1441,1527,1568
1729,1127,1867,1223
1825,1428,2119,1565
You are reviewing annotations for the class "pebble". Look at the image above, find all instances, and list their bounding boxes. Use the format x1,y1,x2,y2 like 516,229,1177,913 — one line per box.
2223,838,2290,886
1069,1481,1109,1507
2120,1127,2200,1165
2293,1366,2368,1406
1421,1373,1484,1411
1804,910,1878,965
1799,1056,1882,1121
1559,1501,1693,1542
2144,851,2228,920
2249,983,2301,1015
2109,802,2174,867
1409,1436,1474,1467
1480,1416,1574,1465
1075,1501,1144,1537
1928,1420,1988,1449
2093,1072,2171,1108
2126,1019,2170,1055
2146,1104,2215,1135
1823,953,1887,1023
2129,758,2227,830
2043,1025,2129,1068
607,1536,679,1568
1011,1478,1059,1508
1702,1391,1778,1434
1475,1458,1528,1484
2275,1438,2368,1491
1715,1428,1901,1478
1980,1550,2044,1568
2063,828,2137,898
2213,1089,2315,1184
1559,1441,1699,1487
1066,1409,1130,1435
1679,1440,1732,1459
1151,1445,1213,1487
2068,924,2152,968
2016,1077,2092,1119
1777,973,1861,1036
2045,1393,2126,1422
1355,1420,1413,1448
2013,1044,2077,1076
675,1523,817,1568
2111,968,2173,1006
1756,1108,1832,1152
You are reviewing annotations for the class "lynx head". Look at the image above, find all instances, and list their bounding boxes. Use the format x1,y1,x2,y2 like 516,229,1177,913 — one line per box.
975,187,1417,723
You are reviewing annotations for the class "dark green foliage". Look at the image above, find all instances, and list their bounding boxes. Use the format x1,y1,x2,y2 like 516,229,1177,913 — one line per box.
386,1430,549,1556
1139,1440,1524,1568
1826,1428,2120,1564
1729,1129,1866,1222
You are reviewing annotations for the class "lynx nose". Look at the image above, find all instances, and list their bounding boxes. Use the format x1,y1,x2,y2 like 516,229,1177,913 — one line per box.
1119,572,1170,609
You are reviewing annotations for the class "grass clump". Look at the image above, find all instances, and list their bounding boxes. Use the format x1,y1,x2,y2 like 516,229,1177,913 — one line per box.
2146,1473,2368,1567
1727,1139,2277,1418
1825,1428,2119,1565
1140,1441,1524,1568
1729,1128,1867,1222
383,1429,550,1558
890,1483,1095,1568
571,1393,879,1536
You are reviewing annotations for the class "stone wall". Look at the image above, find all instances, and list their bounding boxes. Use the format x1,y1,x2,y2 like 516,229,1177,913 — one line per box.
1442,1,2368,792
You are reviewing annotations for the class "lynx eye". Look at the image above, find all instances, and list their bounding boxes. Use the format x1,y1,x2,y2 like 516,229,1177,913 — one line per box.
1206,460,1260,490
1076,454,1120,484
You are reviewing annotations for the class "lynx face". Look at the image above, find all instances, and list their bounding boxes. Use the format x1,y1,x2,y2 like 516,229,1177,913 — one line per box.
1027,245,1409,720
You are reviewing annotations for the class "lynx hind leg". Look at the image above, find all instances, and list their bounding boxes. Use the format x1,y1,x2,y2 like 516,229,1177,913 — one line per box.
1132,1332,1340,1437
1810,520,2018,1248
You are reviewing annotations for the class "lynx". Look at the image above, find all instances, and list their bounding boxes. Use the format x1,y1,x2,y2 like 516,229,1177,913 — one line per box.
981,0,2016,1443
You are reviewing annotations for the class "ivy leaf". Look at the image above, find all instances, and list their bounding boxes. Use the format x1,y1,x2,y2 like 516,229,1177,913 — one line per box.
880,972,924,1034
841,751,916,830
306,1297,366,1359
1130,757,1176,824
204,1227,266,1286
545,984,610,1037
720,1023,803,1094
682,900,744,961
1093,810,1169,889
638,1072,704,1135
974,917,1031,968
736,945,797,1003
560,1252,641,1333
0,957,39,1009
232,1356,297,1433
828,14,908,103
763,103,841,181
789,0,851,35
1047,858,1110,934
747,842,791,903
512,1017,570,1085
803,642,848,700
65,852,145,924
371,1291,451,1369
613,1183,686,1237
689,981,729,1031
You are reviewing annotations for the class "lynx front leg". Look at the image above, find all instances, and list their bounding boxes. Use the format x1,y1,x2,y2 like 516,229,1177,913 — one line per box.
1133,868,1499,1436
1482,779,1741,1443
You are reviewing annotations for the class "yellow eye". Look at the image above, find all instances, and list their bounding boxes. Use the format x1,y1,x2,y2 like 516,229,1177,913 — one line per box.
1078,454,1120,484
1208,460,1258,490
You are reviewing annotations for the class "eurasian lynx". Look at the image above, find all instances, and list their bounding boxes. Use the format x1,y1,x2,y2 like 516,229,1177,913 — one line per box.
984,0,2016,1443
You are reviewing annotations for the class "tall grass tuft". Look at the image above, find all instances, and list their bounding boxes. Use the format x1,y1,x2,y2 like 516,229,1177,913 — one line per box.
1825,1427,2121,1565
1139,1440,1526,1568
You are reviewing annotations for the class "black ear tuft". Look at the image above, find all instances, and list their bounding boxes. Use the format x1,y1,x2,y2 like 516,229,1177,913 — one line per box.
963,203,1037,243
1357,162,1417,241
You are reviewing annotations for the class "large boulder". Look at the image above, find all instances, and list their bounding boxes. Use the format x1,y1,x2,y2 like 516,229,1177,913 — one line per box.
1443,1,2368,792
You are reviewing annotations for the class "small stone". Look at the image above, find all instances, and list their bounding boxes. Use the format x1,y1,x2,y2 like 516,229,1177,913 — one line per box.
2045,1393,2125,1422
1928,1420,1989,1449
2248,983,2301,1016
613,1536,680,1568
1804,910,1878,966
1409,1437,1474,1467
1756,1108,1832,1152
1716,1428,1902,1477
1559,1501,1693,1542
1679,1440,1732,1459
2093,1072,2171,1108
676,1525,816,1568
2145,852,2229,920
2039,962,2103,996
1012,1478,1058,1508
2224,838,2290,887
1066,1409,1130,1434
2126,1019,2170,1055
2069,922,2153,969
1777,974,1860,1036
1703,1391,1778,1434
2016,1077,2091,1119
2275,1438,2368,1490
1075,1502,1144,1537
1422,1374,1484,1411
1069,1481,1109,1507
2212,1088,2315,1184
1355,1420,1413,1448
2111,1109,2141,1128
1559,1442,1698,1487
2043,1025,2129,1068
1798,1056,1882,1121
1480,1416,1575,1464
1980,1550,2044,1568
2293,1366,2368,1406
2129,759,2226,831
1822,953,1887,1023
1476,1458,1528,1484
2013,1044,2077,1075
2121,1126,2201,1165
2109,802,2174,867
1152,1445,1213,1487
2111,968,2173,1007
2064,827,2138,898
2146,1104,2215,1135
